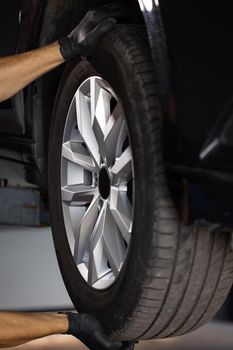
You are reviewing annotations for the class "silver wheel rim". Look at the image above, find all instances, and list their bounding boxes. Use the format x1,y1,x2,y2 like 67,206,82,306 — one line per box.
61,76,135,290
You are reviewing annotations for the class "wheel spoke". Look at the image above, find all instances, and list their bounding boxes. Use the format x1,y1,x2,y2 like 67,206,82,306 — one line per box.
104,103,124,167
111,146,133,185
63,99,79,143
91,78,112,160
90,77,101,125
92,116,106,161
103,205,126,277
61,185,98,205
88,203,108,285
110,186,132,244
74,193,100,264
62,141,98,173
76,90,100,169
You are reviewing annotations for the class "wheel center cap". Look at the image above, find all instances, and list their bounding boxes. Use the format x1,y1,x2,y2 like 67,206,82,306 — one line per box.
99,167,111,200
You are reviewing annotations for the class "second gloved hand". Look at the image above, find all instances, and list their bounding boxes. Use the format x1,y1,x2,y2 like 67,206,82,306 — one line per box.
64,312,135,350
59,3,126,60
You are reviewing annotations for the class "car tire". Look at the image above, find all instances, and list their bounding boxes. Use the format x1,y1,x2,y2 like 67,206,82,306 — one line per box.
49,25,233,340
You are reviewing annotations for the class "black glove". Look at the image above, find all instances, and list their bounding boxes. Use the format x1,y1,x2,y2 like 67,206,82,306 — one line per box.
64,312,135,350
121,341,136,350
59,3,127,60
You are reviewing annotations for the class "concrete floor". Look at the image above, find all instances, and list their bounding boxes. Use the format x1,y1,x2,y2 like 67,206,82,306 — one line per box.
2,322,233,350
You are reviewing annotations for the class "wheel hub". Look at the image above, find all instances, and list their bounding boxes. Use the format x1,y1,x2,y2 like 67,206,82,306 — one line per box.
99,167,111,200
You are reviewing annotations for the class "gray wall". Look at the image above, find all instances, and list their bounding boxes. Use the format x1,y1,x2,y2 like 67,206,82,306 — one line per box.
0,226,73,311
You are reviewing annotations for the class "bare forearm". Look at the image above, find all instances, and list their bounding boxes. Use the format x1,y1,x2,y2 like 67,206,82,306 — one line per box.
0,42,65,102
0,312,68,348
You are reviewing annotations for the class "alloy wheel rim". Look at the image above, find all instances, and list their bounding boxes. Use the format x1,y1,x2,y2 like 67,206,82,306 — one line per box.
60,76,135,290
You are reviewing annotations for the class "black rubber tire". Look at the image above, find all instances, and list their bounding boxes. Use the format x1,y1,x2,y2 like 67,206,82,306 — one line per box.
48,25,233,341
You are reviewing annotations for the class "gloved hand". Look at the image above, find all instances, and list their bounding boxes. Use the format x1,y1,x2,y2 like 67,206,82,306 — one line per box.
64,312,135,350
59,3,126,60
121,341,136,350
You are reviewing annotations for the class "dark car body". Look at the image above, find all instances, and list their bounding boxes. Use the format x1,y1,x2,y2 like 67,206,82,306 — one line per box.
1,0,233,228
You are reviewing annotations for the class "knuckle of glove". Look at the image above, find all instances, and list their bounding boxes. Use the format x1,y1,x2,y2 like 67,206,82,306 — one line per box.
86,10,95,22
82,313,101,332
77,42,91,57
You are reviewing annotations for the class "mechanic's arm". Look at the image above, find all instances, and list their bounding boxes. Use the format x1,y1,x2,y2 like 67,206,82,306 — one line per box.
0,3,125,103
0,42,64,102
0,312,68,348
